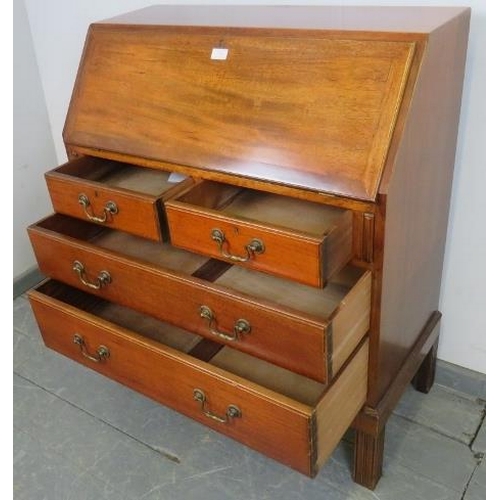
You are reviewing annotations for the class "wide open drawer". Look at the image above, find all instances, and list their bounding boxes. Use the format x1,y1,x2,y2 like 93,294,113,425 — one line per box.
45,156,193,241
28,214,371,383
28,279,369,477
165,180,353,287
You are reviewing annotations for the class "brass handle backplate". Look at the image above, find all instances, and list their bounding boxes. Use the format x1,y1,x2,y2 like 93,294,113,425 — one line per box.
73,260,112,290
193,389,241,423
78,193,118,223
211,228,264,262
199,305,251,341
73,333,110,363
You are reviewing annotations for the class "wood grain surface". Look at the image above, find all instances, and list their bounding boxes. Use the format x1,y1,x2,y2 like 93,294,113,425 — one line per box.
64,25,414,201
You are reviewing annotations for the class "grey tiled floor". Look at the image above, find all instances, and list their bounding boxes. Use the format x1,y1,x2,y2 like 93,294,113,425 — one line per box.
13,294,486,499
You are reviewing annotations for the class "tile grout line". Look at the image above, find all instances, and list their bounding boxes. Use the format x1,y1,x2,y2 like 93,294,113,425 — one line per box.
434,382,486,404
390,412,482,448
468,409,486,450
460,454,484,500
13,371,182,465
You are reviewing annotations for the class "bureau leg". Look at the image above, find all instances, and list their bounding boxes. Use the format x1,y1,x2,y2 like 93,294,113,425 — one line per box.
412,336,439,394
352,426,385,490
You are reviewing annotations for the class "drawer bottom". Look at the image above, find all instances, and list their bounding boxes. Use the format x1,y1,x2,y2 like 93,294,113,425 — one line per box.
28,280,368,476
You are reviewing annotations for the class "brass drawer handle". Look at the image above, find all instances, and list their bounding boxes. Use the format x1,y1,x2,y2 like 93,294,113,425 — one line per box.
199,305,251,341
193,389,241,423
78,193,118,223
73,333,110,363
211,229,265,262
73,260,112,290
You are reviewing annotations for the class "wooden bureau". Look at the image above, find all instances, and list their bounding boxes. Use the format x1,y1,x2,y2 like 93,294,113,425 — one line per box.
26,5,470,489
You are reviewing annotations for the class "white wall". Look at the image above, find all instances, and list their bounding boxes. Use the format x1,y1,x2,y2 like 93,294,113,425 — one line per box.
13,0,57,278
20,0,486,374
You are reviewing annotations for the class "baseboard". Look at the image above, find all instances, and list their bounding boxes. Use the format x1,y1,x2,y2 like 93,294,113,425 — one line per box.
13,266,45,298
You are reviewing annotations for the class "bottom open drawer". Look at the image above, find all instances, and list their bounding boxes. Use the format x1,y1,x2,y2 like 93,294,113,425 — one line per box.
28,280,368,477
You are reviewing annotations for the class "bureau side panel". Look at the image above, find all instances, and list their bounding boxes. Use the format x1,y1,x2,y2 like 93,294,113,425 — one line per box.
371,11,471,404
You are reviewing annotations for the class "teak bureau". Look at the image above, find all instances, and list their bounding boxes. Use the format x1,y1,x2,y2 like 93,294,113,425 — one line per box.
26,5,471,489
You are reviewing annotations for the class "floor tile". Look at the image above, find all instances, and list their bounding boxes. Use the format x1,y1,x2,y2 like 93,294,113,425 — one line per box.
436,360,486,401
143,445,351,500
13,295,40,340
15,374,144,474
373,463,462,500
14,375,185,500
14,427,126,500
85,437,184,500
464,457,486,500
393,384,485,445
384,414,477,493
319,441,462,500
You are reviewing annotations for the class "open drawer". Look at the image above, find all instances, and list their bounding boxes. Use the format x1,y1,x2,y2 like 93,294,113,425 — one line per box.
46,156,194,241
28,279,369,477
165,180,353,287
28,214,371,383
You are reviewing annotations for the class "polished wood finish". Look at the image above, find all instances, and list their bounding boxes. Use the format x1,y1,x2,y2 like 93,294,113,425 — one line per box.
353,312,441,438
26,6,470,490
68,144,376,213
28,214,370,383
369,10,470,405
166,180,353,287
353,426,385,490
46,156,193,241
28,280,369,477
64,25,414,201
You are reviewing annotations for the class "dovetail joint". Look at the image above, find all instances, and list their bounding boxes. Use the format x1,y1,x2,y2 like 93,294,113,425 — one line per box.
309,412,319,476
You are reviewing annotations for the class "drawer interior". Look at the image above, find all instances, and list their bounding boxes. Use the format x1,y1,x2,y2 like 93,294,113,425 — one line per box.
210,348,324,406
54,156,189,196
35,280,203,354
215,264,365,320
34,214,367,324
35,214,209,275
35,280,325,406
174,180,349,237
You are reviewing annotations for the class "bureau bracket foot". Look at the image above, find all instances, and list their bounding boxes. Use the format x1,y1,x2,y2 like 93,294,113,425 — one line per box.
412,336,439,394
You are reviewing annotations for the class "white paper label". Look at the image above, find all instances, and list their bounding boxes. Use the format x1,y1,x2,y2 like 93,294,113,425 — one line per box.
211,48,229,60
168,172,188,183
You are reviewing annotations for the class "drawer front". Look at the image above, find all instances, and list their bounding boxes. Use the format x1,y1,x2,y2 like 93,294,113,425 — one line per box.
166,181,353,288
28,220,330,382
46,157,194,241
167,205,326,286
28,287,314,475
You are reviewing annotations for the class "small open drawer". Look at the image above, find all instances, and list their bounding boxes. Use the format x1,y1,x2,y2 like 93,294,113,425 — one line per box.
46,156,194,241
28,279,368,477
165,180,353,287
